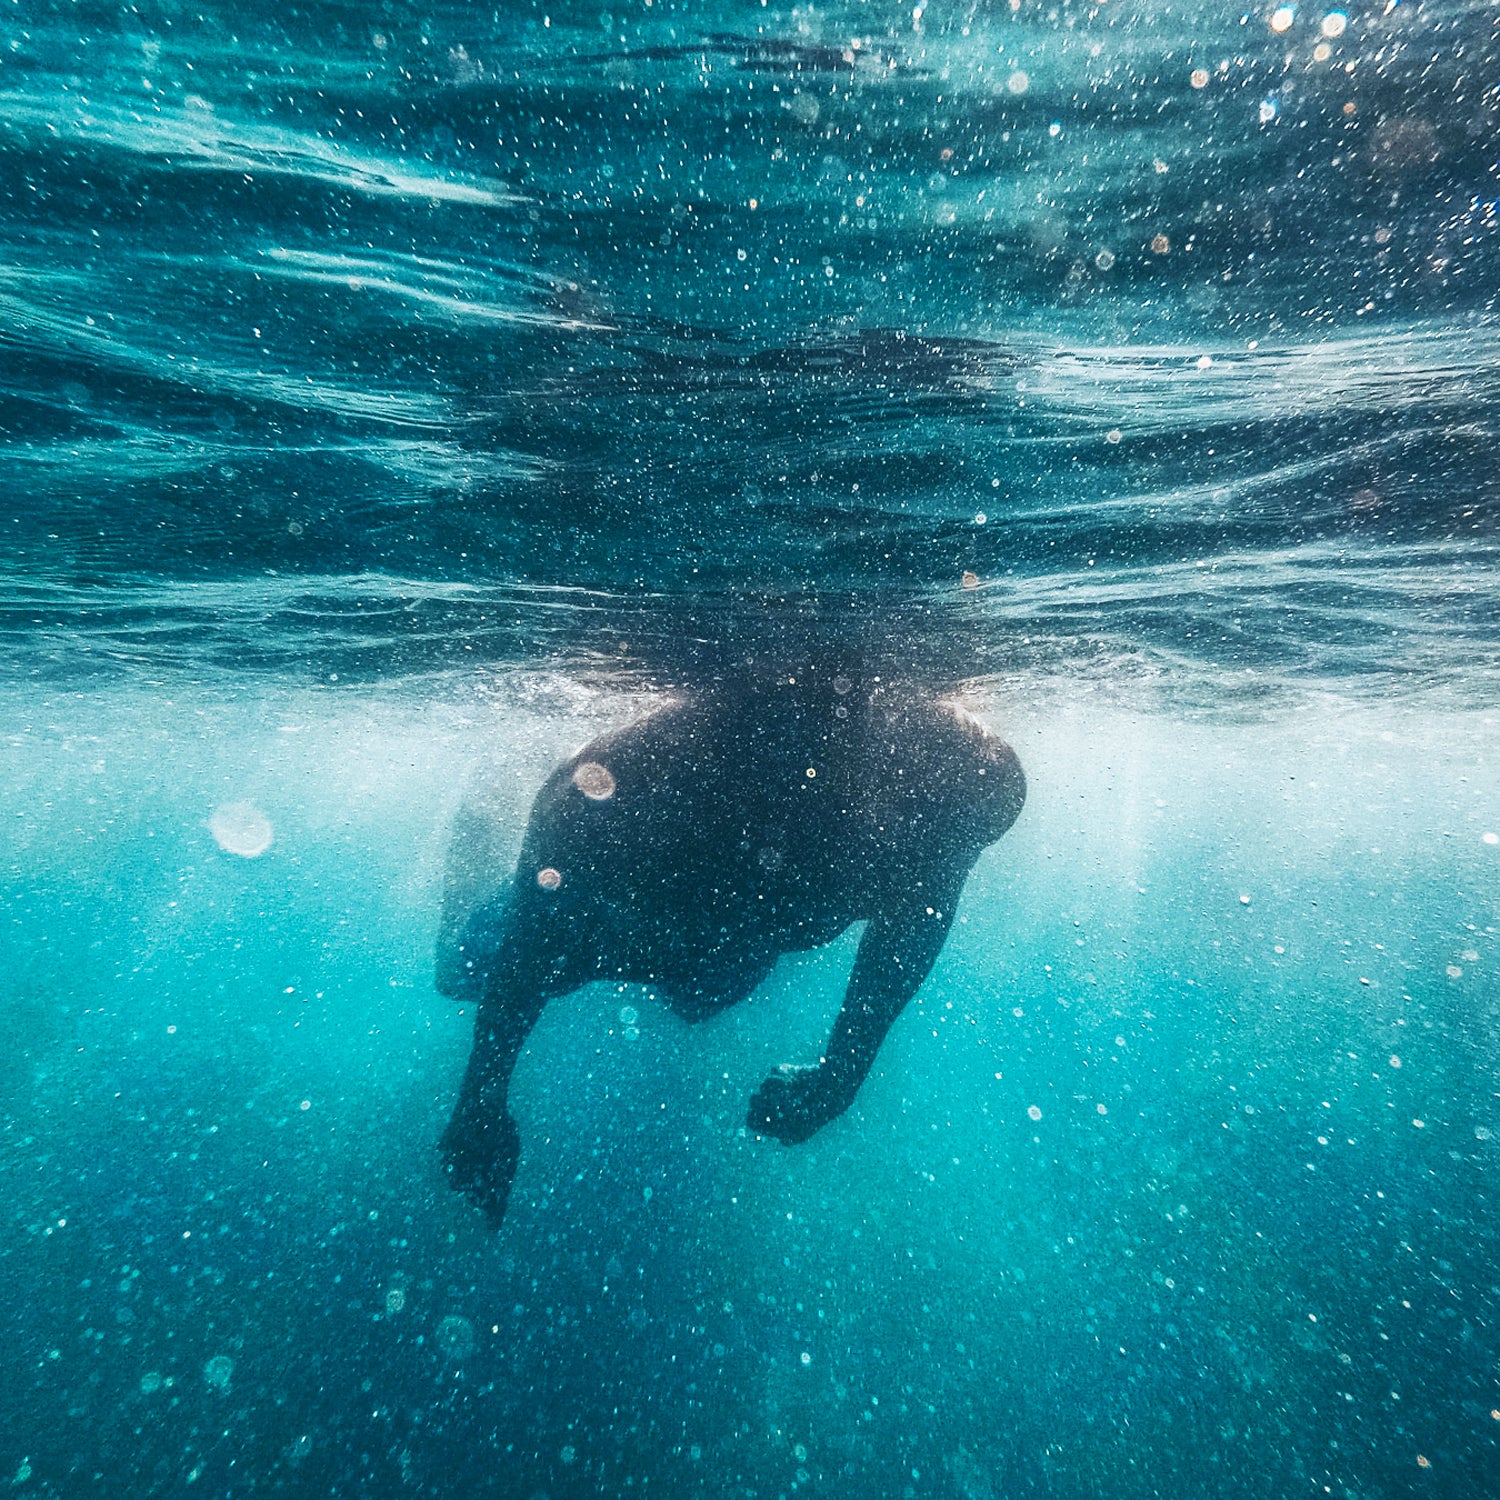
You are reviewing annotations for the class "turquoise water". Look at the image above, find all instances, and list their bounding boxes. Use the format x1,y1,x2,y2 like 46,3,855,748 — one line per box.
3,0,1499,1495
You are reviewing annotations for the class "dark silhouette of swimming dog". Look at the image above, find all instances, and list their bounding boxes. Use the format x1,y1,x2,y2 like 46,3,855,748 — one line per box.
437,668,1024,1225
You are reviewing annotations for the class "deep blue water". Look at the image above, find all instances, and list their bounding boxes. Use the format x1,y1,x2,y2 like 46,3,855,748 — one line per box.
3,0,1499,1495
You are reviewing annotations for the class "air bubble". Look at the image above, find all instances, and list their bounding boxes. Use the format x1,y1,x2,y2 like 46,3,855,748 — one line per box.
210,802,273,858
572,761,616,800
435,1314,477,1360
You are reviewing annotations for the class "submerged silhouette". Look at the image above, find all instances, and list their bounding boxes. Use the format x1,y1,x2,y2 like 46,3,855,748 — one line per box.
437,667,1025,1225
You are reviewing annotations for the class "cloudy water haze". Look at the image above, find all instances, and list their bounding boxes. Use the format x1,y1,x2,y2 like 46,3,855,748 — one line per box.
1,0,1498,1496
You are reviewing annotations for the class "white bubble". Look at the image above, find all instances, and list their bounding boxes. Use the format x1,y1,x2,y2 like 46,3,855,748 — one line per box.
1270,5,1295,33
786,91,820,125
572,761,616,800
385,1286,406,1315
1006,69,1029,95
1027,1104,1043,1122
1482,831,1498,845
619,1005,639,1027
209,801,273,857
140,1370,163,1394
435,1314,476,1361
1320,10,1347,36
203,1354,234,1390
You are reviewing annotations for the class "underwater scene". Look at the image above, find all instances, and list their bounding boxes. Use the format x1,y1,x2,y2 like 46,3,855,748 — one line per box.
3,0,1499,1495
